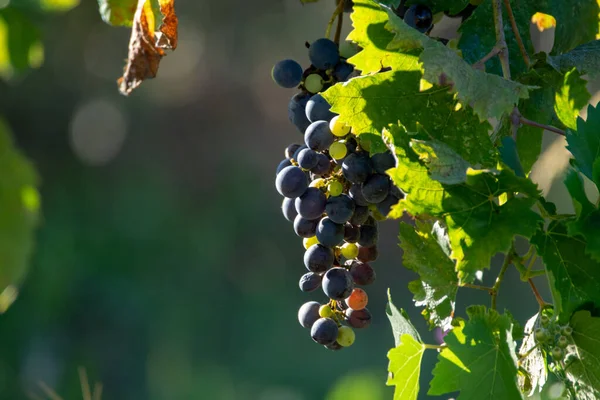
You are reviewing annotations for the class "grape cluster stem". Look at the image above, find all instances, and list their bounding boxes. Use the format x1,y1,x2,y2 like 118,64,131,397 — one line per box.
492,0,511,80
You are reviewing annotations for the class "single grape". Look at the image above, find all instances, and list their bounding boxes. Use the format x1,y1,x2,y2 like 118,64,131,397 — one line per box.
297,148,319,170
339,40,360,59
294,215,320,238
271,59,303,88
333,61,354,82
376,194,399,216
327,180,344,197
534,328,547,342
345,308,372,329
304,244,335,273
323,267,354,300
316,217,345,247
337,326,355,347
312,153,332,175
285,143,303,159
295,187,327,220
357,244,378,262
562,326,573,336
325,341,343,351
358,222,378,247
306,94,336,123
309,38,340,70
288,92,312,133
276,165,308,198
349,185,369,207
305,120,335,151
325,194,355,224
310,178,327,189
303,236,319,249
551,347,564,361
370,151,395,174
558,335,569,348
299,272,322,292
345,288,368,310
329,116,351,137
298,301,321,328
292,144,308,160
342,152,372,184
341,242,359,259
282,197,298,222
310,317,339,345
276,158,292,176
362,174,390,203
349,204,369,224
329,142,348,160
305,73,324,94
319,304,334,318
343,223,361,243
540,314,550,327
348,260,376,285
404,4,433,33
345,136,358,153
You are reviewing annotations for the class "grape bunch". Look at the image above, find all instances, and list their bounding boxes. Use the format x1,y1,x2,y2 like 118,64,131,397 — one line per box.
272,38,403,350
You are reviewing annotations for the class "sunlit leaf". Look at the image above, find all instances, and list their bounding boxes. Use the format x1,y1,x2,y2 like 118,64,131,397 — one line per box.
386,289,421,346
386,334,425,400
565,311,600,400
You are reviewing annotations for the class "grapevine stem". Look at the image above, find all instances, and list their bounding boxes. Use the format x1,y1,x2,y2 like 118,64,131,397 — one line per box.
333,0,344,45
491,245,514,310
502,0,530,67
528,279,548,307
518,343,540,363
460,283,495,294
492,0,511,79
473,46,501,70
325,0,344,40
424,343,447,350
519,116,566,136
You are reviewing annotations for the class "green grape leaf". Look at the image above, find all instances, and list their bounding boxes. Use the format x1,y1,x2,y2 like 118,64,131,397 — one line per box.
530,221,600,323
518,313,548,395
554,69,591,130
0,118,40,312
0,8,44,81
323,69,495,162
565,311,600,400
386,334,425,400
386,289,422,346
429,306,522,399
347,0,420,74
386,126,541,282
566,104,600,190
410,140,470,184
97,0,138,26
548,40,600,79
383,6,533,122
404,0,469,14
564,169,600,262
399,220,457,331
458,0,599,77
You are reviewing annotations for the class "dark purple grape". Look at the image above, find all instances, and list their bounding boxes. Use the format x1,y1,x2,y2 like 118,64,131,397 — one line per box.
342,153,372,184
282,197,298,222
349,204,369,225
288,92,312,133
298,301,321,328
325,194,355,224
272,59,303,88
358,221,378,247
361,174,390,204
304,244,334,273
348,260,376,285
297,148,319,170
316,217,345,247
345,308,372,329
370,151,395,174
376,194,400,216
404,4,433,33
294,215,319,238
349,184,369,206
295,188,327,220
312,153,332,175
276,166,308,198
323,267,354,300
285,143,303,159
305,120,335,151
334,62,354,82
325,341,344,350
357,244,378,262
308,38,340,70
299,272,322,292
344,223,361,243
305,94,336,123
276,158,292,176
310,317,339,345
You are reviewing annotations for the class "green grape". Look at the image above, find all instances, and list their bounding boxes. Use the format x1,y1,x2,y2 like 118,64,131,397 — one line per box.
540,314,550,327
329,142,347,160
341,242,359,259
337,325,355,347
329,116,351,137
534,328,547,343
551,347,564,361
310,178,327,188
557,336,569,348
305,74,324,93
303,236,320,249
339,41,359,59
561,326,573,336
319,304,334,318
328,180,343,197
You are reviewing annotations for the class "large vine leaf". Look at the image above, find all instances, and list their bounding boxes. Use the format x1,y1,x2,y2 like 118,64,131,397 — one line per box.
117,0,178,95
548,40,600,80
565,311,600,400
399,220,457,331
386,334,425,400
429,306,522,399
566,104,600,190
386,289,422,346
323,69,495,163
458,0,599,77
0,118,40,312
383,5,533,122
517,313,548,395
530,221,600,323
564,169,600,262
97,0,138,26
385,126,542,283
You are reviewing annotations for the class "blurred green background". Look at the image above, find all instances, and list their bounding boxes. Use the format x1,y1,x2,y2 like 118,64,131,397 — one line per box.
0,0,596,399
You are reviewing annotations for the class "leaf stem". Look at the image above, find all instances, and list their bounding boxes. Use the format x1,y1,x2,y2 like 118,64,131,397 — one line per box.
492,0,511,79
528,278,548,307
333,0,344,45
519,116,566,136
527,269,547,278
473,46,501,70
424,343,447,350
460,283,495,294
502,0,530,67
491,245,514,310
